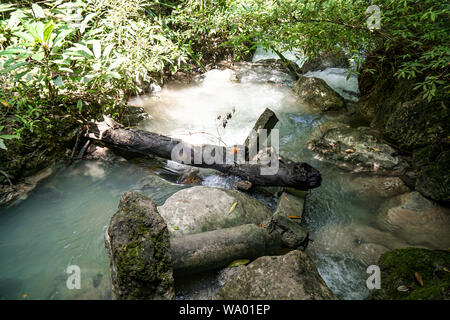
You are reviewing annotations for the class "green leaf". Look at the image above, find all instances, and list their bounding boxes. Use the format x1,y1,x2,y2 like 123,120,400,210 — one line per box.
43,21,55,43
0,48,30,55
0,139,6,150
2,61,29,73
65,50,93,59
32,3,46,19
31,51,45,61
73,43,94,57
102,44,114,58
107,71,121,79
80,12,97,34
228,259,250,268
13,32,35,43
0,134,19,140
77,100,83,112
92,40,101,59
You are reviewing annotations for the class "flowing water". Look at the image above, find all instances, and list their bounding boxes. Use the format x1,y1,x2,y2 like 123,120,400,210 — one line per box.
0,54,435,300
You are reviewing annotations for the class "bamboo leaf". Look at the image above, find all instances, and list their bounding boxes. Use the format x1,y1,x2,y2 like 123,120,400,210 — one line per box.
31,3,46,19
228,259,250,268
92,40,101,59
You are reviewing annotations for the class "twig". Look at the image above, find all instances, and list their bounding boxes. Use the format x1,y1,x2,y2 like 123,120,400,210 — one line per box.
0,170,13,188
75,140,91,161
69,129,82,165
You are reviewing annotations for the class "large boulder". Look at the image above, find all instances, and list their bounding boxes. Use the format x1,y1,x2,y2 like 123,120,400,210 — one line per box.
345,176,410,202
213,250,337,300
293,76,346,112
301,50,350,74
233,59,298,86
308,124,409,175
414,147,450,203
311,223,409,266
105,191,174,300
377,192,450,249
368,248,450,300
158,186,272,237
383,98,449,152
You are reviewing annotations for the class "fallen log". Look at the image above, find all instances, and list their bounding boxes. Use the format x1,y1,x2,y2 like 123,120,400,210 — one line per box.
171,224,270,274
87,117,321,190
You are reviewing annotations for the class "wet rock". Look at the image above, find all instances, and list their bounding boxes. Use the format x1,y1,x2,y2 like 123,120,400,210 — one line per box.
244,108,279,149
308,124,409,175
352,243,390,266
232,59,297,86
414,148,450,203
105,191,174,300
368,248,450,300
264,215,309,249
0,167,53,205
384,98,449,152
131,175,186,206
377,192,450,249
235,180,252,191
274,192,305,219
120,106,151,127
84,145,126,163
217,266,245,287
213,250,337,300
311,223,410,266
158,186,272,237
301,51,350,74
346,176,410,201
293,76,346,112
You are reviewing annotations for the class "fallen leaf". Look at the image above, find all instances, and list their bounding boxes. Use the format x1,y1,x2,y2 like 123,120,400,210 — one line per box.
397,285,409,292
288,215,302,220
345,149,355,154
414,272,424,287
228,259,250,268
228,202,238,214
1,100,10,108
372,147,381,152
284,196,290,202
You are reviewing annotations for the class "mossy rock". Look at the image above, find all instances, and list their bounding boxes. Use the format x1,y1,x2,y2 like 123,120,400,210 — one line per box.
369,248,450,300
105,191,175,300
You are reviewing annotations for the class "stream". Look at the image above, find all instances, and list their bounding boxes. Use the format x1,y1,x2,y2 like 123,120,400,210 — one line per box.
0,52,414,300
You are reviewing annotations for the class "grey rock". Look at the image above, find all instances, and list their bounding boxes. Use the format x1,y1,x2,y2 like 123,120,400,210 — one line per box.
308,124,409,175
293,76,346,112
346,176,410,201
158,186,272,237
275,192,305,219
301,51,350,74
377,192,450,249
214,250,337,300
233,59,297,86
